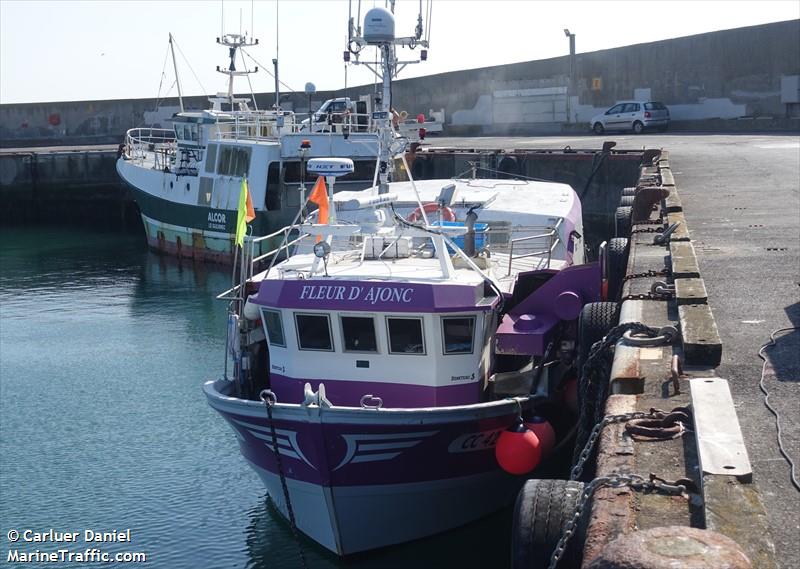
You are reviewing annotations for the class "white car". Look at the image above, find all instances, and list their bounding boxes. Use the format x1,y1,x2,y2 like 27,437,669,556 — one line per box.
590,101,670,134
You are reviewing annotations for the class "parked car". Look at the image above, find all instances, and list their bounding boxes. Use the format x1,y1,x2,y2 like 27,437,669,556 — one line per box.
590,101,670,134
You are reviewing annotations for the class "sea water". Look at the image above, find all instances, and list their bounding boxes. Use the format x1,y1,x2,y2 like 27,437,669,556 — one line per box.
0,227,508,569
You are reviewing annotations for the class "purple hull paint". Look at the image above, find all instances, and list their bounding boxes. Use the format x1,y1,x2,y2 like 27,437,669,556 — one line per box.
269,373,483,408
202,380,530,553
204,379,525,487
220,403,517,486
253,279,497,313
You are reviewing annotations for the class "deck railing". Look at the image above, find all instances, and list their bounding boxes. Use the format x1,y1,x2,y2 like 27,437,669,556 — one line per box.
475,219,564,275
217,111,378,142
124,128,176,169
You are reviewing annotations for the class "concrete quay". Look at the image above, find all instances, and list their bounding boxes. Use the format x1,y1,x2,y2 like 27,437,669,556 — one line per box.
431,132,798,568
0,145,135,228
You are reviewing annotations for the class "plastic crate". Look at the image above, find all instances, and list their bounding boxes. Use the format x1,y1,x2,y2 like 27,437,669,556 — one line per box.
432,221,489,251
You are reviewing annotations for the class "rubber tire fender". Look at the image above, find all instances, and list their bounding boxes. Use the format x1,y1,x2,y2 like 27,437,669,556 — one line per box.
615,206,632,238
576,302,620,380
511,479,586,569
618,195,635,208
606,238,629,302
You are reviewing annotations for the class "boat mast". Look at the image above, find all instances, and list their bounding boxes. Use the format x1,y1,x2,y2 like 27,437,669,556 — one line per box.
216,34,259,110
347,2,428,194
169,33,185,113
274,0,280,109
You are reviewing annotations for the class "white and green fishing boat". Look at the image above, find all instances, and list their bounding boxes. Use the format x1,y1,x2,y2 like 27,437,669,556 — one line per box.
117,33,381,264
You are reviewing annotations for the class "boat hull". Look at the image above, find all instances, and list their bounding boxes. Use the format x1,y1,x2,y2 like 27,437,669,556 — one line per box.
203,378,526,555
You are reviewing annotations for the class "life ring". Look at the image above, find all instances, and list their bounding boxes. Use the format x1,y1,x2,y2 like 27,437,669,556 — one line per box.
407,202,456,223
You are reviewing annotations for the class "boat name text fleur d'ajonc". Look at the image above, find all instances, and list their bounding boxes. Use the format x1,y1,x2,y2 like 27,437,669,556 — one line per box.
299,285,414,304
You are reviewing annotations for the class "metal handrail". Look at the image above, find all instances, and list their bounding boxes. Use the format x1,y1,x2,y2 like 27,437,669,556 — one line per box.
217,223,308,300
216,111,379,142
505,219,563,275
124,128,177,168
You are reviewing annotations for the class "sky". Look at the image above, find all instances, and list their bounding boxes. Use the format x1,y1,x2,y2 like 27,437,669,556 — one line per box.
1,0,798,104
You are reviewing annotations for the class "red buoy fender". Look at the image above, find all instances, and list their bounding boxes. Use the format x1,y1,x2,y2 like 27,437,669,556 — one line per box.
525,417,556,457
495,422,542,475
407,202,456,223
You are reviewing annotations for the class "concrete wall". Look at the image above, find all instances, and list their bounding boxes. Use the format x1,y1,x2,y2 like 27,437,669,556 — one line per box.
1,19,798,145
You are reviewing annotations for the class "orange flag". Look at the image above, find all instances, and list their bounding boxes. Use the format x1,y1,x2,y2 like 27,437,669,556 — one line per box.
245,182,255,223
308,176,329,225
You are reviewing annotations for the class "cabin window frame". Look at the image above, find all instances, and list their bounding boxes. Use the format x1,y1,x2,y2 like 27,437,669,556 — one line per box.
386,316,426,356
261,308,286,348
204,144,218,174
339,314,380,354
441,315,477,355
217,145,252,177
294,312,335,352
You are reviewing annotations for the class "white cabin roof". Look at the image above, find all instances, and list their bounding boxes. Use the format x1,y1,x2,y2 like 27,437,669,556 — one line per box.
333,178,579,225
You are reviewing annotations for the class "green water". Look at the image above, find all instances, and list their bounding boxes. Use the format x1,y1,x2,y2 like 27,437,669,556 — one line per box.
0,227,509,569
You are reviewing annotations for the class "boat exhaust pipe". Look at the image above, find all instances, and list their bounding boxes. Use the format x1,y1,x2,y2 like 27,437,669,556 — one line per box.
464,207,478,257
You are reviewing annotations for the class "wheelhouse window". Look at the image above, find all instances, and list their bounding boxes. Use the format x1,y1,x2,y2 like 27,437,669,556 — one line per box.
295,313,333,351
262,309,285,347
265,162,281,211
387,317,425,355
341,316,378,353
217,146,251,177
204,144,218,174
442,316,476,355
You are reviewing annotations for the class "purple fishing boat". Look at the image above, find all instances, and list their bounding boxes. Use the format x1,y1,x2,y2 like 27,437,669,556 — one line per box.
204,5,609,556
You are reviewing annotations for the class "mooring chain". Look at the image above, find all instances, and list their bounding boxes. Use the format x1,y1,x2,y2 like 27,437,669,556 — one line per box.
622,268,671,282
571,411,657,480
622,292,673,301
547,474,691,569
570,406,691,480
573,322,658,465
260,390,308,569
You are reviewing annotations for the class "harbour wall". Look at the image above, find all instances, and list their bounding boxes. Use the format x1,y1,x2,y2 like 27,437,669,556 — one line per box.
1,20,798,147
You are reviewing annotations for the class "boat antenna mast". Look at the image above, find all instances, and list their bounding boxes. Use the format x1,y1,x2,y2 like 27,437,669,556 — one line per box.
346,0,429,194
215,33,259,110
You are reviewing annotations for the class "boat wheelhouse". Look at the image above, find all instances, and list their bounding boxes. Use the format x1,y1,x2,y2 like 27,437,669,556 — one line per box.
116,33,383,264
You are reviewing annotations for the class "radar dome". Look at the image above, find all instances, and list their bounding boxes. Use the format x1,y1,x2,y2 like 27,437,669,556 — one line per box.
363,7,395,44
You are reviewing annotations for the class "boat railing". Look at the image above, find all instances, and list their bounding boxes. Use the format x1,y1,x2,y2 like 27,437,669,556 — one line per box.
216,223,309,301
124,128,176,168
217,110,378,142
486,219,563,275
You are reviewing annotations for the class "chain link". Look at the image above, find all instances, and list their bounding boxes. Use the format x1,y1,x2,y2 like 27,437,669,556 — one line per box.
621,291,673,301
633,218,666,226
573,322,658,466
630,226,663,234
570,411,658,480
622,268,671,282
261,394,308,569
547,474,689,569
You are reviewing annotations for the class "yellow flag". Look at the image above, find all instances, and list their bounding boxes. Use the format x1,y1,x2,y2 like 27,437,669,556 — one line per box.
235,177,255,247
